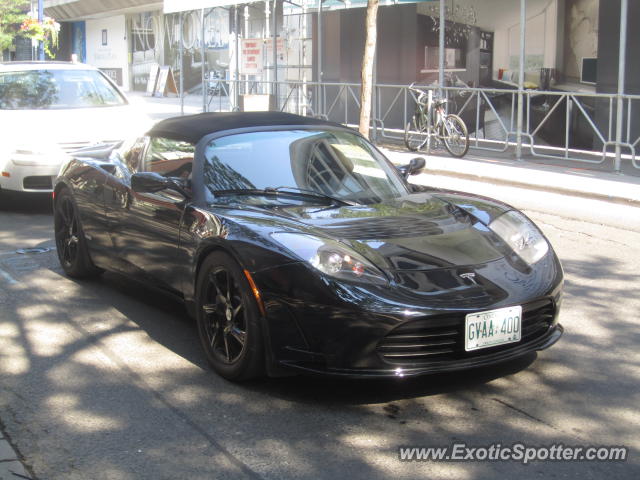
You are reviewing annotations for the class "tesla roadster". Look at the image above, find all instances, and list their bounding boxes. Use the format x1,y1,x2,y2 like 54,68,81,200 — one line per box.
53,112,563,380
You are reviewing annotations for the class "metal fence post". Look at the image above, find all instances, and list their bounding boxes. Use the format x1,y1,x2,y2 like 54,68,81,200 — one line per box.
317,0,323,116
516,0,526,160
179,12,184,116
438,0,445,96
235,7,240,109
273,0,279,110
615,0,628,173
201,9,206,112
371,46,378,142
38,0,44,60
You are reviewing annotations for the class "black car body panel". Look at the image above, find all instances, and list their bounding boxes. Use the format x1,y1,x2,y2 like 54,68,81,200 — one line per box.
54,112,563,378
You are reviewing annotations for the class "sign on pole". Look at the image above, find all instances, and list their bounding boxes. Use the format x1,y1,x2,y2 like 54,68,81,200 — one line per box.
265,37,286,61
240,38,263,75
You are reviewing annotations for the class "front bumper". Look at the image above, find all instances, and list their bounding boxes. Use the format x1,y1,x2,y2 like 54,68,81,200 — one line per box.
253,254,564,378
279,324,563,378
0,160,62,193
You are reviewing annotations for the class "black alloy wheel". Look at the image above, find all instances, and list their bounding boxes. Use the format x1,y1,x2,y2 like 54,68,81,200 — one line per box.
204,266,247,363
54,189,102,278
196,252,264,380
56,194,79,269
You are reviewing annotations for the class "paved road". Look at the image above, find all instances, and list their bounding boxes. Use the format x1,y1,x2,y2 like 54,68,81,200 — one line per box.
0,188,638,480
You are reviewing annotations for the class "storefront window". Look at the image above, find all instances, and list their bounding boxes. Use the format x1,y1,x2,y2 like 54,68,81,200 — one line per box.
130,11,162,91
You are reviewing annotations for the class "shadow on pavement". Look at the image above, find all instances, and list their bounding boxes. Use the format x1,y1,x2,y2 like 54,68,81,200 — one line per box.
0,192,55,253
0,191,53,215
80,269,537,404
0,226,637,479
243,354,537,406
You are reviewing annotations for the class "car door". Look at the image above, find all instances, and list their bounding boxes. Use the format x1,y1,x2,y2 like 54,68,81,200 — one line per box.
109,136,194,292
103,136,146,272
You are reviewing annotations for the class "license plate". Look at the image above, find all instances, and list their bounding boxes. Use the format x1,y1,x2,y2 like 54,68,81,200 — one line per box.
465,306,522,351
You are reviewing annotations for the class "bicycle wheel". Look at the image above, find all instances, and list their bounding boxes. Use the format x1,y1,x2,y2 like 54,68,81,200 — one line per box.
404,115,429,152
440,114,469,158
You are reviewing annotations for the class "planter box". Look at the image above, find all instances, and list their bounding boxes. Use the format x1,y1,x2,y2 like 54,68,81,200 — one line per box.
240,94,276,112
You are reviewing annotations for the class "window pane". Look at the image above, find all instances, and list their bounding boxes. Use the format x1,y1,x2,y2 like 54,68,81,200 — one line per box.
0,69,127,110
203,129,408,205
146,138,195,178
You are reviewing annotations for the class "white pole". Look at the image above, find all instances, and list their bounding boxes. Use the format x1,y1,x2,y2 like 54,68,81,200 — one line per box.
201,9,206,112
516,0,526,159
179,13,184,116
614,0,628,173
438,0,445,95
318,0,323,114
273,0,278,107
265,1,270,85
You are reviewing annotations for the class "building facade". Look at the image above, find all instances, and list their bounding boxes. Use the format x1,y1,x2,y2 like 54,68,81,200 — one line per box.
43,0,616,92
41,0,637,171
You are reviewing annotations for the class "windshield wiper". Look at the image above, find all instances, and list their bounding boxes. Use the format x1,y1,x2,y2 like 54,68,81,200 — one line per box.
269,186,361,206
212,187,359,206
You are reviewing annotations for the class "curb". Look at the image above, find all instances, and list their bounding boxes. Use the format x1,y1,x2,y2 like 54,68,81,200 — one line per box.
380,148,640,207
421,167,640,207
0,426,35,480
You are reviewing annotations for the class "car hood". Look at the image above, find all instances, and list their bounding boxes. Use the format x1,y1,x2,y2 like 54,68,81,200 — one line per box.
0,105,149,152
254,192,512,272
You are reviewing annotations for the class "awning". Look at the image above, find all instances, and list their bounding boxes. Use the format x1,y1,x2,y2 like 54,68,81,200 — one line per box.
164,0,263,14
44,0,163,21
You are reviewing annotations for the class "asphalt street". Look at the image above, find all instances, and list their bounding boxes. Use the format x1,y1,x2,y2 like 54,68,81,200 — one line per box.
0,184,639,480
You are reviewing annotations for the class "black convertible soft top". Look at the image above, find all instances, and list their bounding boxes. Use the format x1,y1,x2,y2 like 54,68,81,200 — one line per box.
146,111,344,144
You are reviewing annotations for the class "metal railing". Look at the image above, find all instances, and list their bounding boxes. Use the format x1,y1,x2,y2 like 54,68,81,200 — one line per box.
202,78,640,173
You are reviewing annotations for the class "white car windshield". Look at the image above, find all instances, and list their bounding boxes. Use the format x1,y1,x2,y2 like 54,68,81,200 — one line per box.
0,68,127,110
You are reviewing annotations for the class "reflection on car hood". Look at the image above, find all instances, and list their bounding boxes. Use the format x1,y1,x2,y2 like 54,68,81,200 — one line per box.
267,192,508,272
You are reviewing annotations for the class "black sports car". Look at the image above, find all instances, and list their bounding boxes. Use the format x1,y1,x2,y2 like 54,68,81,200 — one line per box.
53,112,563,381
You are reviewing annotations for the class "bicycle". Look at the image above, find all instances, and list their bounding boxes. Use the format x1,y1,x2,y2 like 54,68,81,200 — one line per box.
404,84,470,158
206,70,228,96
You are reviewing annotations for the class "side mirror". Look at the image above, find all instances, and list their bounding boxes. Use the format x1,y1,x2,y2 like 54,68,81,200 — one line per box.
131,172,191,198
398,157,426,178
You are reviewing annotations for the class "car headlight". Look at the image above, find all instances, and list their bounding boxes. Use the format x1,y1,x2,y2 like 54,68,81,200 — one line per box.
271,232,389,286
489,211,549,265
10,145,65,165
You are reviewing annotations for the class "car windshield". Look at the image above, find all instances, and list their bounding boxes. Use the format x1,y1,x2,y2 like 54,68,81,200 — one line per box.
0,68,127,110
203,129,410,205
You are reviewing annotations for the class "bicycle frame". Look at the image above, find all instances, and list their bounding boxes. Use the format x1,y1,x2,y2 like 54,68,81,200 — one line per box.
412,89,447,143
405,87,470,157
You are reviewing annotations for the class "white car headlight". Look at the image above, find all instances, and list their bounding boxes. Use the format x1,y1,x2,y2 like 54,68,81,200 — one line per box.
271,232,389,286
489,211,549,265
10,144,65,165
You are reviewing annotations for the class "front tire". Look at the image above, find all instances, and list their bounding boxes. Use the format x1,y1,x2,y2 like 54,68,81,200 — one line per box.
404,115,429,152
440,114,469,158
54,189,103,278
195,252,264,381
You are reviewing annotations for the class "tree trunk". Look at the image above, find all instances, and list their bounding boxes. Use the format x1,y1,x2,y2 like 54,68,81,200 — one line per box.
359,0,379,138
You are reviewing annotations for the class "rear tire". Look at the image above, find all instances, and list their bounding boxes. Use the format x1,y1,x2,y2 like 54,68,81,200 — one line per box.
54,189,103,278
440,114,469,158
195,252,264,381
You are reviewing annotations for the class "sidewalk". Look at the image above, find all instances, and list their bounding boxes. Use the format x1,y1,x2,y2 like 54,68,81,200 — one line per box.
127,91,205,122
382,148,640,207
128,91,640,207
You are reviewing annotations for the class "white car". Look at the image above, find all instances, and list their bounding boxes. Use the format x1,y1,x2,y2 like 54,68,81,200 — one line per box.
0,61,147,193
